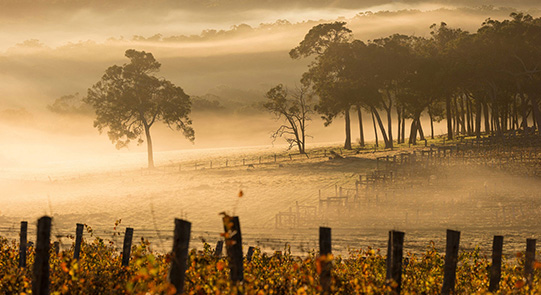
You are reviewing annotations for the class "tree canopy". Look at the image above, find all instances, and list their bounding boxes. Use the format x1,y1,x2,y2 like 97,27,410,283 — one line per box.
85,49,194,168
292,13,541,150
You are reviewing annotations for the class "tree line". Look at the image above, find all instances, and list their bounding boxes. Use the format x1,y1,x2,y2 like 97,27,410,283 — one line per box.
268,13,541,152
82,13,541,166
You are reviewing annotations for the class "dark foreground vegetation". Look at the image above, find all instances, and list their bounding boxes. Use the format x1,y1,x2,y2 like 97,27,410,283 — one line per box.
0,228,541,294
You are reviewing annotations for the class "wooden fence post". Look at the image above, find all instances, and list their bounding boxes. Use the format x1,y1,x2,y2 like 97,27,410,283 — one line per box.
214,240,224,257
121,228,134,266
319,227,332,293
74,223,84,260
32,216,52,295
53,242,60,255
223,216,243,282
441,230,461,295
247,246,255,262
386,230,405,294
19,221,28,268
168,219,191,294
488,235,503,292
525,238,536,285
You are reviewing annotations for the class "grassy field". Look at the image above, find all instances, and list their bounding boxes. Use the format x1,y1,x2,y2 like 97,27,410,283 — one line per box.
0,137,539,258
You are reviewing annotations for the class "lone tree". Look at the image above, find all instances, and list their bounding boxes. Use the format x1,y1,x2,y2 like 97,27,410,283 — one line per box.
264,84,312,154
85,49,194,168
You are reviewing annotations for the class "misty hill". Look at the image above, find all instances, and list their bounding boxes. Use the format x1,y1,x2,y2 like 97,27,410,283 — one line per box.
1,7,537,112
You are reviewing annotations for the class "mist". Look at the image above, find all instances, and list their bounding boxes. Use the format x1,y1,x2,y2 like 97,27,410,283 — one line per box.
1,0,540,268
0,5,498,174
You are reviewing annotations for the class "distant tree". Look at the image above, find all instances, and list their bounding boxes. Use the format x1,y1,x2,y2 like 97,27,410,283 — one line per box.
191,95,225,112
48,93,92,115
85,49,194,169
264,84,312,154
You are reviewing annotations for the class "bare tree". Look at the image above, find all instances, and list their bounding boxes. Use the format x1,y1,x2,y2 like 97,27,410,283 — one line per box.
264,84,313,154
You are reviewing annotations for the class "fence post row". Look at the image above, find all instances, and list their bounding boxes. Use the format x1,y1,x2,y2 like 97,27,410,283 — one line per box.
488,235,504,292
386,230,405,294
19,221,28,268
168,219,191,295
223,216,244,282
13,213,541,293
73,223,84,260
319,227,332,294
33,216,52,295
121,228,134,267
441,230,461,295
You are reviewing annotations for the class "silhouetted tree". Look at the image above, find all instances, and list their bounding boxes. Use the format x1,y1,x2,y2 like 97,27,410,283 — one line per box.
264,84,312,154
85,49,194,168
290,22,356,149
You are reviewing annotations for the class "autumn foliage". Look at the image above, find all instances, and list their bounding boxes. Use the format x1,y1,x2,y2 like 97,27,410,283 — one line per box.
0,230,540,294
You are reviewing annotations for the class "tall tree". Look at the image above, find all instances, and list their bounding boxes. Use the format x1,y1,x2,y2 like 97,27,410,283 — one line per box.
290,22,356,149
85,49,194,169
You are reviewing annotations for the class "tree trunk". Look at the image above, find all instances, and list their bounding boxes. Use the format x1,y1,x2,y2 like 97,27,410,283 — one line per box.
409,119,417,145
512,99,518,130
429,111,434,139
446,96,453,140
296,139,304,154
460,96,466,135
372,108,390,148
300,117,306,154
344,108,352,150
357,105,365,147
520,92,529,129
493,106,502,136
490,110,495,135
396,107,402,144
530,94,541,132
475,99,482,139
502,104,508,132
453,96,460,136
418,118,426,141
468,98,475,135
144,124,155,169
371,111,379,147
465,96,472,135
386,106,394,149
483,100,491,134
402,108,406,143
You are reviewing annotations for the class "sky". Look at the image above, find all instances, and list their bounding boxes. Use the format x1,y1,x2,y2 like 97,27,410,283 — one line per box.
1,1,540,50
